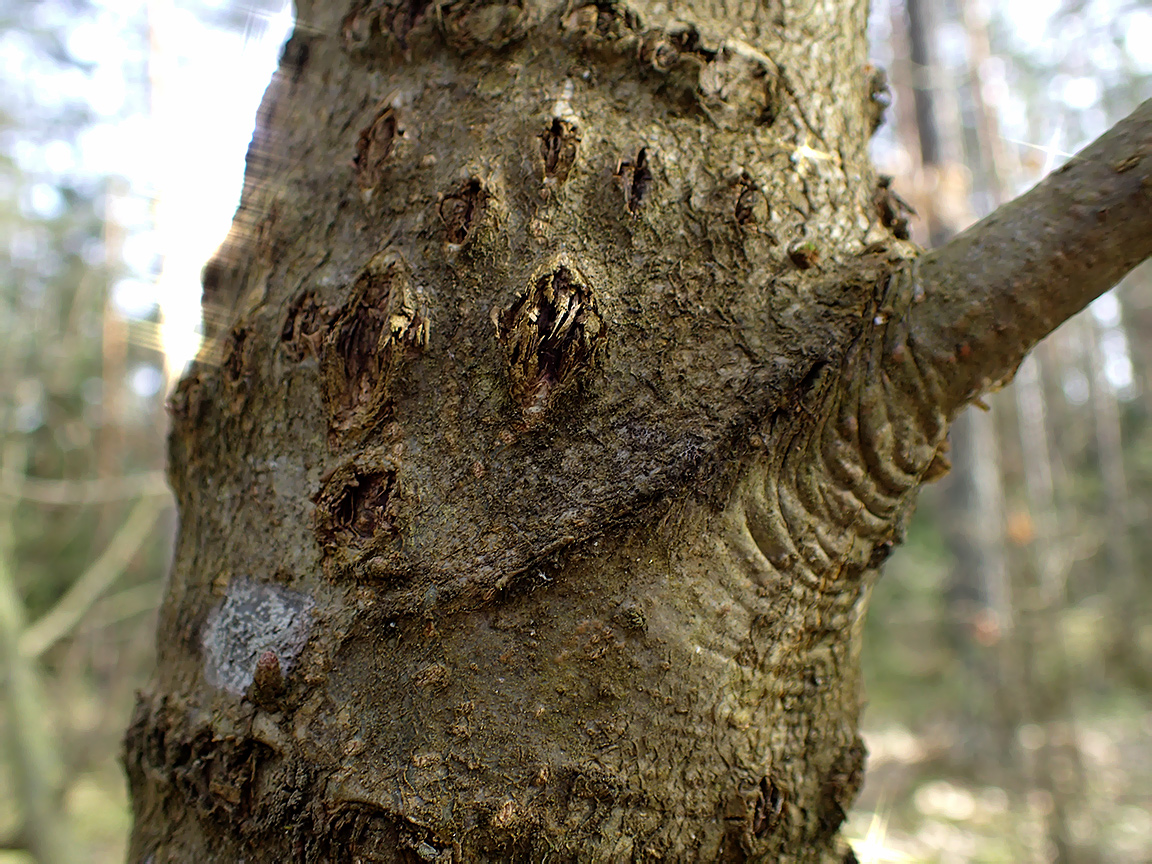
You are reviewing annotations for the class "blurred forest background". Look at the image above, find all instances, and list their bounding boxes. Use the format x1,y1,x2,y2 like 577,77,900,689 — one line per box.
0,0,1149,861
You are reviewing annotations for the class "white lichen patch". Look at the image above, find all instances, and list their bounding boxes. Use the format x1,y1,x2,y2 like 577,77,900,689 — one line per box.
201,577,315,695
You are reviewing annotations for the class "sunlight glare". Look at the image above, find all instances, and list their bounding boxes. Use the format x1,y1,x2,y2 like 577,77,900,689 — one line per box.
149,0,293,388
852,807,916,864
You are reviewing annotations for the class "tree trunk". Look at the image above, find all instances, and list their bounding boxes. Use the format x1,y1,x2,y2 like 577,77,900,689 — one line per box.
123,1,1152,861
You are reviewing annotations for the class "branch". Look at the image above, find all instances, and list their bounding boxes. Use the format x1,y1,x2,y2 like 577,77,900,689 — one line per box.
0,470,170,505
0,443,74,864
86,580,164,631
0,832,27,851
906,97,1152,416
19,496,167,659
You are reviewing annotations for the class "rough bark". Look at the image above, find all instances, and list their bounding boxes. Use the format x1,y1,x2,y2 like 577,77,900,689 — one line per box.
123,1,1152,861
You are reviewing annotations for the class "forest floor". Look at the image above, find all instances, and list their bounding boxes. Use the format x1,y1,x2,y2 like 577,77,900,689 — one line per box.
848,713,1152,863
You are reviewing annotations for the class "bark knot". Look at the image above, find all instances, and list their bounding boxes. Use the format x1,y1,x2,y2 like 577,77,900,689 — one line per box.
865,64,891,133
495,262,604,422
753,776,785,837
439,178,487,247
873,175,914,240
322,251,428,444
281,291,335,362
735,172,770,227
353,105,398,200
539,117,580,192
314,450,406,579
614,146,653,215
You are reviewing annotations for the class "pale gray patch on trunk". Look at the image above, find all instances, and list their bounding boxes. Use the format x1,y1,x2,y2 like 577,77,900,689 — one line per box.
201,577,315,695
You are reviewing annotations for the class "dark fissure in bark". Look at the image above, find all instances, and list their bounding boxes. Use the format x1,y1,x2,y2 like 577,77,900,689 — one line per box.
735,174,770,227
539,117,580,186
321,251,427,442
334,470,396,540
224,326,249,383
614,146,652,215
315,460,402,567
753,777,785,838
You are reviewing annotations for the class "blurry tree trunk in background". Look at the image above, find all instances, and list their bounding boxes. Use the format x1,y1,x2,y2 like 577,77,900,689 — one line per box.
120,0,1152,859
904,0,946,247
960,6,1098,856
942,408,1017,767
0,440,74,864
1083,312,1145,686
905,0,1017,775
1014,354,1098,864
1120,267,1152,403
0,170,171,863
98,180,128,490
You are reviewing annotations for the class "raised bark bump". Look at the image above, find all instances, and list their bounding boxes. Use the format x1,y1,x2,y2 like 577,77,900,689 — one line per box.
749,484,801,575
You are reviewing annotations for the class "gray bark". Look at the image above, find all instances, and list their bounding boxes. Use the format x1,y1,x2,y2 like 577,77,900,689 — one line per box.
123,1,1152,861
